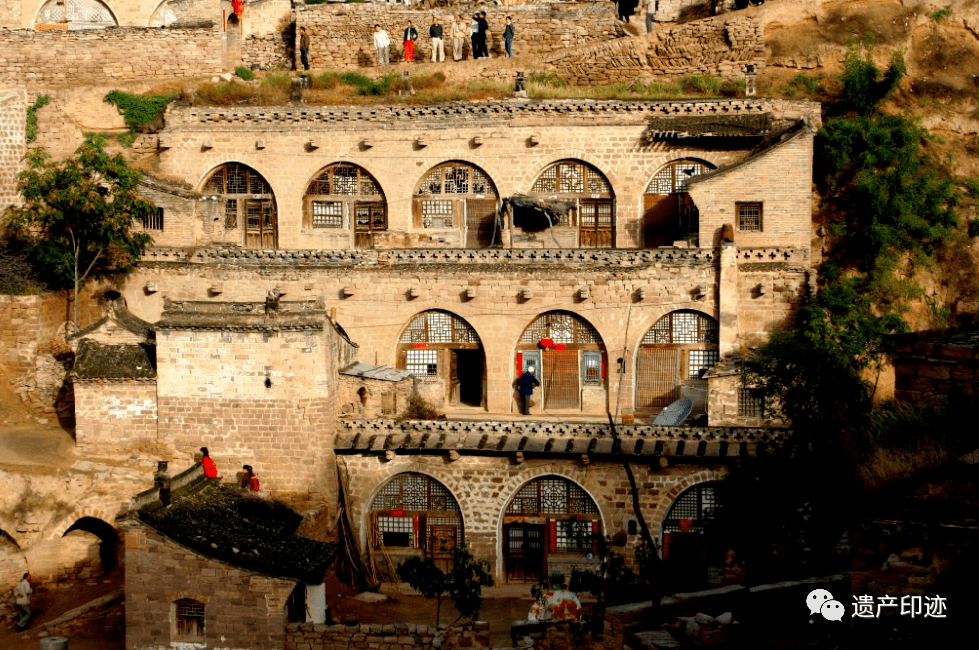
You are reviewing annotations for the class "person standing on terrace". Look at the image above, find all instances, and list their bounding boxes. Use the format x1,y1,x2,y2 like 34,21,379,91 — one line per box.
403,20,419,63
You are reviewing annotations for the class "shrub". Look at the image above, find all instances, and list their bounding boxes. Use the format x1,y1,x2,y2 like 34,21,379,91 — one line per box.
964,176,979,199
398,394,442,420
195,81,254,105
103,90,177,146
528,71,566,88
928,8,952,21
680,74,722,96
969,220,979,238
26,95,50,144
838,36,905,115
235,66,255,81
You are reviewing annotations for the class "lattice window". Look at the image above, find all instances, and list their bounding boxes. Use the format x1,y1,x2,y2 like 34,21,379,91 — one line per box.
641,311,719,345
246,203,262,231
372,474,460,512
738,388,764,418
533,166,558,193
582,351,602,386
227,166,247,193
555,520,596,553
150,2,177,27
312,201,343,228
360,176,381,196
224,199,238,229
519,312,601,345
377,516,414,547
533,161,610,196
139,208,164,231
174,599,205,642
687,350,718,379
663,484,719,534
418,168,443,195
472,168,492,195
421,200,453,228
38,0,117,27
205,164,272,197
559,163,583,193
444,167,470,194
646,160,714,194
400,311,479,345
406,349,438,376
332,166,358,195
507,477,599,515
737,202,763,231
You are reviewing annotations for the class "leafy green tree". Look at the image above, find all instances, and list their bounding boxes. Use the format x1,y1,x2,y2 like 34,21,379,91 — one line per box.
4,134,155,329
397,544,492,626
838,37,905,116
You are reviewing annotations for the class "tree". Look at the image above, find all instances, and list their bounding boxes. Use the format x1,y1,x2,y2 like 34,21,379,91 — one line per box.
397,544,493,627
4,134,155,329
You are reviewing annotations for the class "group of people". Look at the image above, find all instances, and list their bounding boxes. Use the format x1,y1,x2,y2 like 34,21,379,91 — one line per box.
200,447,260,492
372,13,515,66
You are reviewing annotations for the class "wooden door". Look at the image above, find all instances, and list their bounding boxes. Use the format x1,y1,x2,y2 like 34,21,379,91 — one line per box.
579,200,613,248
543,349,580,410
355,201,386,249
465,199,499,248
430,525,457,573
643,194,679,248
505,524,545,582
636,348,680,409
245,199,277,249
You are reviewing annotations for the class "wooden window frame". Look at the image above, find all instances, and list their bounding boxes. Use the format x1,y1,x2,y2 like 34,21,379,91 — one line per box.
737,202,763,232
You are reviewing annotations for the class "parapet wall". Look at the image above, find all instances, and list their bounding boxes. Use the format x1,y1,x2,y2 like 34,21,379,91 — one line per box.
287,620,491,650
0,25,226,87
297,3,624,69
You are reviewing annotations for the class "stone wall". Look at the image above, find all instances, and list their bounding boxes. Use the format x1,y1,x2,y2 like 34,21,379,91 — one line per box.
545,16,765,85
286,620,491,650
893,332,979,405
0,26,226,87
124,521,296,650
74,379,159,457
39,589,124,641
511,618,597,650
0,88,25,209
296,3,623,70
0,294,66,374
337,374,413,419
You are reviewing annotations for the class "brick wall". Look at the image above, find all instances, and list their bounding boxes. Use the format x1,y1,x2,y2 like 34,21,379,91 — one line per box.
124,521,296,650
136,176,224,249
74,380,159,457
0,88,25,209
545,16,765,85
0,26,226,87
337,374,413,419
893,333,979,405
287,620,490,650
296,3,623,70
0,293,66,373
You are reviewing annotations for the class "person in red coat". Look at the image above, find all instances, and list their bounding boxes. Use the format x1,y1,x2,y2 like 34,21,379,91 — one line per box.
241,465,260,492
201,447,218,479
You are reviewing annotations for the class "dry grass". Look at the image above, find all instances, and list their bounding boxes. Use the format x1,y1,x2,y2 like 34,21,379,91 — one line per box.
857,442,952,495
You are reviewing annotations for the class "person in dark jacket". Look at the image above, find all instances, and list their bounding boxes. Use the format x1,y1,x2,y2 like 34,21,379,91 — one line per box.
403,20,419,63
299,27,311,70
516,366,540,415
503,16,515,58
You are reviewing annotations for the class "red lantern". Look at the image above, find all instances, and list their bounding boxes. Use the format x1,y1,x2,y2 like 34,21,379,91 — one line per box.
539,338,554,349
554,343,566,351
232,0,244,18
679,518,692,532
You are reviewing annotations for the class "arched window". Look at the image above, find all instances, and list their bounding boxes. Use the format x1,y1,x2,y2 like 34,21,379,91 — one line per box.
397,311,483,407
36,0,117,29
636,310,718,411
529,160,614,248
503,476,601,582
304,164,386,248
517,311,605,411
149,1,177,27
368,473,463,575
643,159,715,247
413,162,500,248
661,482,723,591
202,164,277,249
173,598,205,643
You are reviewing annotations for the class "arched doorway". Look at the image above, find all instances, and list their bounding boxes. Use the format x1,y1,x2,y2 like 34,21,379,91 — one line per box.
643,159,715,247
661,482,722,591
516,311,605,412
62,517,119,576
398,310,484,408
635,310,718,413
304,163,387,249
503,476,601,583
529,160,614,248
367,473,463,578
202,163,277,249
413,161,500,248
35,0,117,29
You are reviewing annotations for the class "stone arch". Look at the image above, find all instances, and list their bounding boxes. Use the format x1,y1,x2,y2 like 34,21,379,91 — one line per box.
516,310,606,413
634,309,719,416
413,161,501,248
646,468,726,550
149,0,177,27
524,159,615,248
303,163,387,249
499,474,603,583
642,158,716,247
0,528,28,592
200,162,277,249
35,0,118,29
656,478,727,591
63,516,119,571
397,309,485,409
365,472,465,580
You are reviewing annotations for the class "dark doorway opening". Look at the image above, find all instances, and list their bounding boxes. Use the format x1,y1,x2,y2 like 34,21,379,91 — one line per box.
63,517,119,571
453,349,483,407
505,524,545,582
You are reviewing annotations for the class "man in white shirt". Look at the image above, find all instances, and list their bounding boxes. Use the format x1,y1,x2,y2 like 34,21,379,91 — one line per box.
373,24,391,66
14,573,32,630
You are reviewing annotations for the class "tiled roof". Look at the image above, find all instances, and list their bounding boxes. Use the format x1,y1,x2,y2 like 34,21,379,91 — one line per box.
644,113,774,139
156,298,326,332
138,481,336,582
340,363,413,382
70,297,155,341
73,340,157,380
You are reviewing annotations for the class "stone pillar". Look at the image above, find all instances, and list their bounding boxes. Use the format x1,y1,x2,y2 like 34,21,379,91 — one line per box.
718,241,739,357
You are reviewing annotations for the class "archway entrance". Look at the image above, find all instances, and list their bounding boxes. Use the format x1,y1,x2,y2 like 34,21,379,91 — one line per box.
661,482,722,591
635,310,718,414
503,476,601,583
202,163,277,249
368,473,463,579
529,160,614,248
643,159,715,247
398,310,484,408
413,162,501,248
62,517,120,577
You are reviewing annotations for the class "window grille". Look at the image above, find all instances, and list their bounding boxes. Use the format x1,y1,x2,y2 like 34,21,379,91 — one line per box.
377,516,414,547
224,199,238,229
555,520,595,553
311,201,343,228
174,599,205,641
471,168,491,194
687,350,718,379
371,473,460,512
507,477,599,515
641,311,718,345
406,349,438,376
737,202,763,231
738,388,764,418
582,351,602,385
227,166,247,194
532,166,558,193
519,312,601,345
139,208,164,231
248,172,271,196
646,160,714,194
418,167,443,195
332,166,358,195
662,484,719,534
400,311,479,344
421,200,453,228
532,161,610,196
444,167,470,194
360,176,381,196
559,163,583,193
